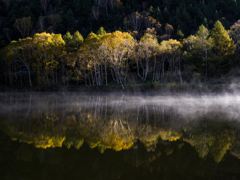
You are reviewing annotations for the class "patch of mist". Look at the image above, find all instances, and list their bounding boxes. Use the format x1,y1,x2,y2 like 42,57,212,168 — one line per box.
1,93,240,125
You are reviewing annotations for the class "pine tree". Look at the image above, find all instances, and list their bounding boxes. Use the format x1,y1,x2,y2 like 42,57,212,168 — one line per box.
63,32,73,46
203,18,208,28
72,31,84,48
195,25,214,83
185,25,214,82
97,27,107,37
210,21,235,77
210,20,234,56
175,29,184,41
148,6,154,15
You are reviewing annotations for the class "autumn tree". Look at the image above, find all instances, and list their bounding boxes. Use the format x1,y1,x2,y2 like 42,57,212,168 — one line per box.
80,32,102,86
6,38,35,87
144,16,156,29
100,31,134,88
159,39,183,82
64,52,82,84
165,23,174,37
134,33,159,82
33,32,65,85
155,22,162,34
126,11,160,35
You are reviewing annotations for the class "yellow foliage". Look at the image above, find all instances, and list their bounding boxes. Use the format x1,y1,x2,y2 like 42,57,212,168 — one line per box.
34,135,66,149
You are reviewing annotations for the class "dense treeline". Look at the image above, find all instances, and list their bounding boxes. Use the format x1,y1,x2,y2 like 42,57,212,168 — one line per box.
1,0,240,88
0,20,240,88
1,0,240,47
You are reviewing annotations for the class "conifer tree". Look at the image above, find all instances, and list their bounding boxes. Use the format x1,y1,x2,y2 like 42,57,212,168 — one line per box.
210,20,234,56
184,25,214,82
175,29,184,41
210,21,235,77
97,27,107,37
72,31,84,48
195,25,214,83
63,32,73,45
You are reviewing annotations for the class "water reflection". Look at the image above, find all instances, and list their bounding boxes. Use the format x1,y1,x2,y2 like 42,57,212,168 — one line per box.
0,93,240,179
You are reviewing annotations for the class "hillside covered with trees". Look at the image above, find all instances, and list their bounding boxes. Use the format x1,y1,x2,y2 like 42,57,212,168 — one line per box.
1,0,240,90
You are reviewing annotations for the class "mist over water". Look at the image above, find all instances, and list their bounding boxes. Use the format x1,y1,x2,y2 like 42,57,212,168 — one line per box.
1,93,240,179
1,92,240,122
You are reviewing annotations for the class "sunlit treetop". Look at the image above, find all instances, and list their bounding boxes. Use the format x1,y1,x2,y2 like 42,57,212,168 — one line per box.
210,20,235,55
97,27,107,37
160,39,183,54
63,31,73,45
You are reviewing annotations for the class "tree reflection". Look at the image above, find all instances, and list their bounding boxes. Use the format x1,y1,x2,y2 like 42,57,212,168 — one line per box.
0,94,240,163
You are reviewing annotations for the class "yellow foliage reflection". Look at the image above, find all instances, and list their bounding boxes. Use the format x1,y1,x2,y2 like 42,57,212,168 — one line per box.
1,103,239,165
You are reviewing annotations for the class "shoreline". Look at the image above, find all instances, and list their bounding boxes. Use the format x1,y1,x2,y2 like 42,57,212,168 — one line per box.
0,83,239,95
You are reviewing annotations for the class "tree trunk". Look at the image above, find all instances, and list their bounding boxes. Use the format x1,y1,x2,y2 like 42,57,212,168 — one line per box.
178,56,182,83
27,66,32,87
105,64,108,86
205,49,208,84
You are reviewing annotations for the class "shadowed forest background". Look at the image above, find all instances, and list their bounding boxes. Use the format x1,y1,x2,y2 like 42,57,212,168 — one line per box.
1,0,240,90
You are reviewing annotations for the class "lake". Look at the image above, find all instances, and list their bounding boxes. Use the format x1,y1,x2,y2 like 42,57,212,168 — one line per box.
0,93,240,180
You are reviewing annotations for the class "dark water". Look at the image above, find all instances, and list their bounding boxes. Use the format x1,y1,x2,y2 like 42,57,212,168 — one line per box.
0,93,240,180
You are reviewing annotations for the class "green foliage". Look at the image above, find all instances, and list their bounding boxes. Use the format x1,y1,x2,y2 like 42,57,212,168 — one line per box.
211,21,235,56
72,31,84,47
175,29,185,41
63,31,83,51
0,0,240,47
63,32,73,45
210,21,235,77
184,22,236,82
211,129,235,163
97,27,107,37
1,0,240,86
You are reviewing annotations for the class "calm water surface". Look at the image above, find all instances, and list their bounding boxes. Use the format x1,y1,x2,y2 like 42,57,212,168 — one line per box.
0,93,240,180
